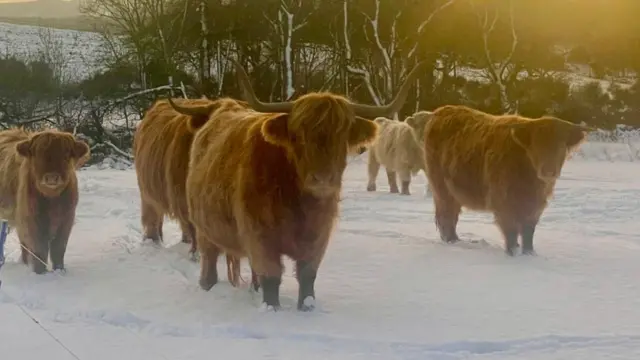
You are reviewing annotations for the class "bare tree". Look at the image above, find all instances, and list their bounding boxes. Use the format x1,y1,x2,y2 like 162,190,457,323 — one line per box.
265,0,311,100
141,0,190,94
297,43,339,92
343,0,456,119
81,0,154,88
470,0,518,113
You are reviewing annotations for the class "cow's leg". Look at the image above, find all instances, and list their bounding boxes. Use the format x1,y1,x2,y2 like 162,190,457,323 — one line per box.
434,196,461,243
386,169,399,193
250,268,260,292
26,196,51,274
226,255,241,287
428,172,460,242
27,240,48,275
366,151,380,192
197,232,221,291
247,238,283,310
296,227,331,312
140,199,163,243
179,221,191,244
296,260,317,311
423,169,432,196
50,213,75,272
181,221,199,261
398,168,412,195
425,160,460,242
20,244,28,264
495,214,519,256
520,221,538,255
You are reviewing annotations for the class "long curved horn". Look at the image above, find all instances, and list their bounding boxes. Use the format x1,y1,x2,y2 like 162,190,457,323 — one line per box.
167,97,212,117
231,59,293,113
351,61,427,119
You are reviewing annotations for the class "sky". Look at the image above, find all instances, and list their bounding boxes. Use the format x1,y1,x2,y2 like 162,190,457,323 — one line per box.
0,0,73,3
0,0,80,18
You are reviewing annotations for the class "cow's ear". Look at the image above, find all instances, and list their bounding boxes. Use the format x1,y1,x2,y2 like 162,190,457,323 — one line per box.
73,140,90,159
261,113,291,147
405,115,416,128
15,140,32,157
509,122,532,148
348,116,378,149
566,125,587,149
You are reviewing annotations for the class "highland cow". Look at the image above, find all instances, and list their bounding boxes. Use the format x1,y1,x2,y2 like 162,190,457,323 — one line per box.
133,97,242,286
170,59,423,311
365,117,428,195
422,105,591,255
404,110,433,142
0,128,89,274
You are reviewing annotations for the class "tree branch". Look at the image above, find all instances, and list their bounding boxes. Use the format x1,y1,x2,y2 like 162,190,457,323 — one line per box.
407,0,457,59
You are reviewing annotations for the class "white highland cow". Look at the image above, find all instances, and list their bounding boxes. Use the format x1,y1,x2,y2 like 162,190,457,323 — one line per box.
365,111,433,195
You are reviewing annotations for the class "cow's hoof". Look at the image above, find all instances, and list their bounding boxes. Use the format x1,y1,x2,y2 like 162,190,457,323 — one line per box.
199,277,218,291
259,302,280,312
505,247,518,257
33,263,48,275
297,296,316,312
189,251,200,262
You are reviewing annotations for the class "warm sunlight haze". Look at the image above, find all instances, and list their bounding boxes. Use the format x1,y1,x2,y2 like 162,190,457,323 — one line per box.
1,1,640,359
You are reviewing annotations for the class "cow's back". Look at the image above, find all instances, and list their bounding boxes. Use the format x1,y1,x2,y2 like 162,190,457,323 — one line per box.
187,110,257,232
134,100,199,219
424,106,529,210
0,128,29,222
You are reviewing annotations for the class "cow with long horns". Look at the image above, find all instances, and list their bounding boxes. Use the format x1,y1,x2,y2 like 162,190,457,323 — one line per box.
168,59,424,311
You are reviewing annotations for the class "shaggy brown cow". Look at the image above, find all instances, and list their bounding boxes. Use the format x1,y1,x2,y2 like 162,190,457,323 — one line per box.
422,105,592,255
366,117,427,195
133,97,242,286
169,59,423,311
0,128,89,274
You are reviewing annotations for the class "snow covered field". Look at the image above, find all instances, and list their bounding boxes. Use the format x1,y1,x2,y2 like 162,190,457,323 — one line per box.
0,21,105,81
1,151,640,359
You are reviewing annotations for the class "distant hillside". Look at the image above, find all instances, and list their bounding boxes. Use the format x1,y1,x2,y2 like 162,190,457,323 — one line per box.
0,21,105,81
0,15,102,32
0,0,81,18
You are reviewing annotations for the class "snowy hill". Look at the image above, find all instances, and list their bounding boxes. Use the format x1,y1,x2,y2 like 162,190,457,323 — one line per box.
0,21,104,81
1,152,640,359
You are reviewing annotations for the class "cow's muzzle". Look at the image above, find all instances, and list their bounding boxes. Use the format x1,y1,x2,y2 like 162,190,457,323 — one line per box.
41,172,65,189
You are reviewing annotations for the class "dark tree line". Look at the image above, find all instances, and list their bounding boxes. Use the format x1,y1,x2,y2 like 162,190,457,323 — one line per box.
2,0,640,163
